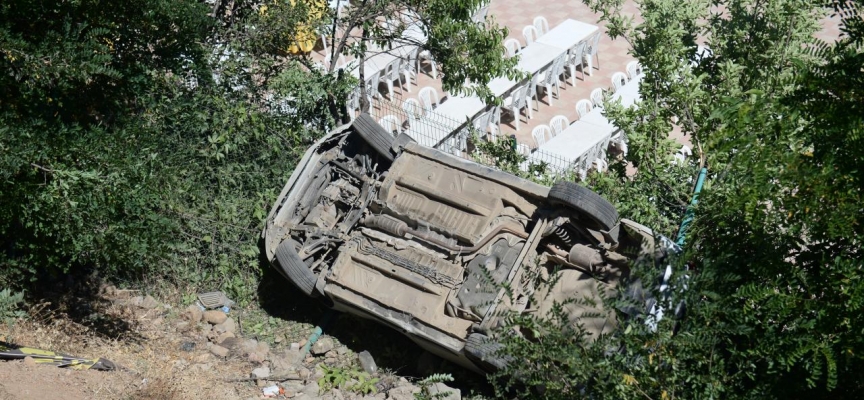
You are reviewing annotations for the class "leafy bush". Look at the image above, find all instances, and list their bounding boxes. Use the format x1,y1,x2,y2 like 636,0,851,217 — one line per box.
0,289,26,325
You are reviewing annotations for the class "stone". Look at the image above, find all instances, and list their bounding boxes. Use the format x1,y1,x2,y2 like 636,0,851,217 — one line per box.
290,342,301,351
195,363,213,372
175,321,191,332
216,331,235,344
427,383,461,400
210,344,230,358
179,341,196,352
22,356,35,366
139,295,160,309
298,368,311,380
248,351,266,364
357,351,377,375
311,337,335,355
335,346,349,355
214,317,236,334
220,337,244,352
363,393,386,400
184,305,203,323
203,310,228,325
252,366,271,380
386,384,419,400
195,353,214,363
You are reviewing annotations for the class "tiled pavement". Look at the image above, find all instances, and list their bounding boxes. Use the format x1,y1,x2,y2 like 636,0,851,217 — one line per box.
312,0,842,153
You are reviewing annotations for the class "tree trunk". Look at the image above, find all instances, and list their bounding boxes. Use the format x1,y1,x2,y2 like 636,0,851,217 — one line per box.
358,26,370,113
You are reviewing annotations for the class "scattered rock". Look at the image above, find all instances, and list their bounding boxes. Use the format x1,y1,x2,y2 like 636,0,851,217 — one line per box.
252,366,271,380
220,337,244,352
363,393,386,400
184,305,203,323
139,295,160,309
311,337,335,355
335,346,349,356
248,351,266,364
290,342,301,351
179,341,196,352
216,331,235,344
195,353,214,363
22,356,35,366
358,351,377,374
300,381,321,396
210,344,230,358
195,363,213,372
298,368,311,380
271,350,304,372
386,384,420,400
174,321,191,332
214,317,236,334
427,382,461,400
203,310,228,325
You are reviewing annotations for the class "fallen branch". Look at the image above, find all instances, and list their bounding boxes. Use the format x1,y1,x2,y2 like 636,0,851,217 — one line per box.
223,375,304,383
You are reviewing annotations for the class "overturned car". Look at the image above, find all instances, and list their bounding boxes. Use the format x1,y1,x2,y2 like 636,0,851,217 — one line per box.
263,114,659,372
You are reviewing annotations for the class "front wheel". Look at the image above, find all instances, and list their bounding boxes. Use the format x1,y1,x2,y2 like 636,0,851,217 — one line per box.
275,240,319,297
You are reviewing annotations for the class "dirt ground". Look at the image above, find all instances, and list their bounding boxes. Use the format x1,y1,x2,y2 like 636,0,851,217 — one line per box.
0,295,265,400
0,280,481,400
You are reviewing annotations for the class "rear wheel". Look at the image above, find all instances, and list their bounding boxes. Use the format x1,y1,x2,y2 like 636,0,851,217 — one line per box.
353,113,396,162
464,333,510,372
275,240,319,296
548,181,618,231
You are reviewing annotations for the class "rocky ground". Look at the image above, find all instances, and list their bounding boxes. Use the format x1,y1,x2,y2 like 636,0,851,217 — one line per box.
0,285,473,400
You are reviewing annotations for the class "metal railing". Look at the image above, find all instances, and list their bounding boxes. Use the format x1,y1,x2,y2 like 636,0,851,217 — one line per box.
358,98,606,182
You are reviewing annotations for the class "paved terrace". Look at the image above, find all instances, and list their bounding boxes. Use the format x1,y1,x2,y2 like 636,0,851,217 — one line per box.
312,0,842,155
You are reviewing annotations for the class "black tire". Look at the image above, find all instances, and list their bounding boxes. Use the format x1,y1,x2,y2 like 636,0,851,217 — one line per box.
275,240,318,296
548,181,619,231
464,333,510,372
353,113,396,162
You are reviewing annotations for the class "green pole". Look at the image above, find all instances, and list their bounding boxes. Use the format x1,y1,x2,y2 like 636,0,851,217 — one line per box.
676,167,707,247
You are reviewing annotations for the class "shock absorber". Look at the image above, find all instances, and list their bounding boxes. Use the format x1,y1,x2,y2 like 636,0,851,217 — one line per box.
551,225,574,247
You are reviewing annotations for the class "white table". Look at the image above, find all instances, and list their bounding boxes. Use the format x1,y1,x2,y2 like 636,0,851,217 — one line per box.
536,19,599,51
611,74,642,108
526,120,612,174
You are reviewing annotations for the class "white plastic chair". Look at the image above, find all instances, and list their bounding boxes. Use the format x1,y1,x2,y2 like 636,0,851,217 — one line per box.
522,25,539,46
549,115,570,136
402,98,424,128
566,41,588,86
536,54,567,106
417,49,438,78
590,88,605,108
526,73,541,116
380,58,405,102
472,4,490,23
626,61,642,80
674,145,692,165
364,70,384,104
418,86,440,113
504,39,521,58
575,99,593,119
583,32,601,76
502,84,530,131
378,115,401,136
533,16,550,36
611,72,628,91
532,124,551,148
345,87,361,120
324,53,348,71
400,47,419,91
472,108,497,139
517,142,531,156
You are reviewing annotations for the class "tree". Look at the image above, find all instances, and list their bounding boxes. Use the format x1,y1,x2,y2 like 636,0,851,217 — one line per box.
489,0,864,397
0,0,339,303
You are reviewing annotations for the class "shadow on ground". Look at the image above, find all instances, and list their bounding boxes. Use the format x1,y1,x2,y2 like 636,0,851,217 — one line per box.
25,272,143,343
256,264,494,396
